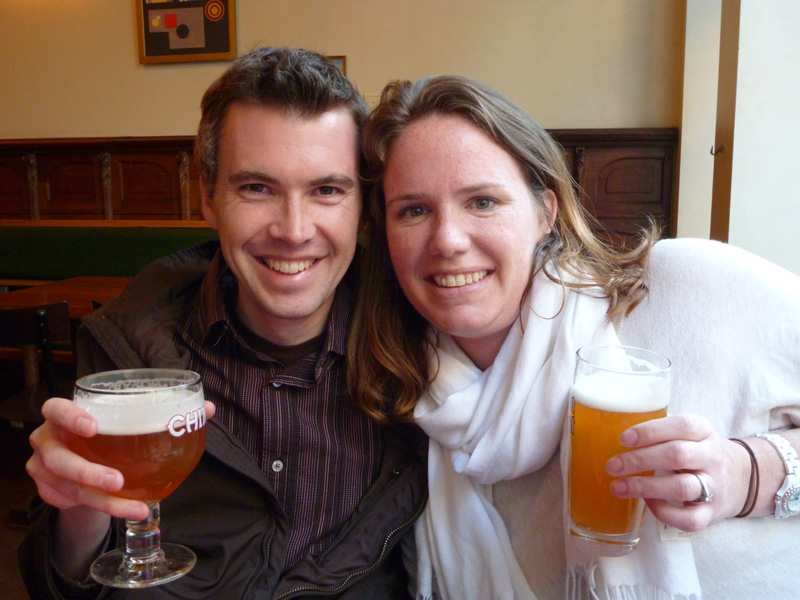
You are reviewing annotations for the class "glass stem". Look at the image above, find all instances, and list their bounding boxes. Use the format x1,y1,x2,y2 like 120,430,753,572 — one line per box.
124,502,165,568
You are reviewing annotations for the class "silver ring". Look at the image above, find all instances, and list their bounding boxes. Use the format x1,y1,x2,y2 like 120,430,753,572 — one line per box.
688,472,713,504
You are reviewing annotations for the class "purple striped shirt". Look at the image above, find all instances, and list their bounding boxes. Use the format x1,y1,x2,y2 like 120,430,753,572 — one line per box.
174,253,382,570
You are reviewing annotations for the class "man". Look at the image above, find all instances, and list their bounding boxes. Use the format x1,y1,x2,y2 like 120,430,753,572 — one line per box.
20,47,427,599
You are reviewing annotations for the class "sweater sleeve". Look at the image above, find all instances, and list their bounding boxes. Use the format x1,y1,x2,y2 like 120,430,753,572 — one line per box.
18,497,118,600
618,237,800,433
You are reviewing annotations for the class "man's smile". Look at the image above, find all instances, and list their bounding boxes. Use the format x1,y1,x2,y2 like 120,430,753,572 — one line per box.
261,257,316,274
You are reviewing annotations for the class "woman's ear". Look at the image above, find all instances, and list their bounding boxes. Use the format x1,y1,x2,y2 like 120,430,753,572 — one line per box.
542,188,558,234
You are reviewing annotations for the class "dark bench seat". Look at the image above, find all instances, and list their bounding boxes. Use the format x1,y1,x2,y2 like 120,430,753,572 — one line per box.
0,220,218,283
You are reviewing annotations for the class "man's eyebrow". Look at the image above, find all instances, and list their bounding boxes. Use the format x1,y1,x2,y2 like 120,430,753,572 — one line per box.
227,172,356,187
309,174,357,187
228,171,279,185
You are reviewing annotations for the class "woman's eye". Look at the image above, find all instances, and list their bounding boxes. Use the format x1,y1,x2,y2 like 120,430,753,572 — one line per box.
474,197,495,210
403,205,426,218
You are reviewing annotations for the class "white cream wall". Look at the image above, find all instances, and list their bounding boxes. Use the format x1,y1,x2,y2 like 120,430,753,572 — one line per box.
676,0,720,239
0,0,684,139
727,0,800,275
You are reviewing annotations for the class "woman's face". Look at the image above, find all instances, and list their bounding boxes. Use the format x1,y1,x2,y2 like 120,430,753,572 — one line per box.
383,114,556,368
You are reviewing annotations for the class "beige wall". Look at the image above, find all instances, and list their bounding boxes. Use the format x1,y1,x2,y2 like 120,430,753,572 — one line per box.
0,0,684,139
727,0,800,275
677,0,720,239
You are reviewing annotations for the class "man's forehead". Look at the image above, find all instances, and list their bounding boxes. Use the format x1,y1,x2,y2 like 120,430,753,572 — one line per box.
224,100,358,132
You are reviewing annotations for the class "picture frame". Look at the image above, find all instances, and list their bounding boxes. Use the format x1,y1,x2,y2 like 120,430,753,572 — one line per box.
136,0,237,65
328,56,347,76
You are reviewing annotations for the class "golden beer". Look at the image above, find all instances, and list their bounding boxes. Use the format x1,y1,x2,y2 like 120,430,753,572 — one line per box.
73,368,206,588
69,426,205,503
568,346,671,556
72,377,207,503
569,401,667,534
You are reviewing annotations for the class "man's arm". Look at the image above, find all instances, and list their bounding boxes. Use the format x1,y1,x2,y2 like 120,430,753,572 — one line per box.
26,398,151,580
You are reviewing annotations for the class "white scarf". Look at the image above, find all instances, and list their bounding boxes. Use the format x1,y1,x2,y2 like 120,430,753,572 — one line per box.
413,268,701,600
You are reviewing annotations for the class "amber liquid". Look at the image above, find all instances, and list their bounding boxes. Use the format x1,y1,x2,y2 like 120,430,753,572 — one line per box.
69,428,206,503
569,401,667,535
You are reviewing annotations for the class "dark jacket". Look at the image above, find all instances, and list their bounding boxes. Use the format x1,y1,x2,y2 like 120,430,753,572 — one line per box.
19,242,428,599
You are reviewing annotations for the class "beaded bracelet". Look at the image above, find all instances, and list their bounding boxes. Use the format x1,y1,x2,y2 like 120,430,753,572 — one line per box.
730,438,759,518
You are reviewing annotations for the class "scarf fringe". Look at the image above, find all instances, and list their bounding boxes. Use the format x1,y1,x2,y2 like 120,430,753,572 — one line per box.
568,567,700,600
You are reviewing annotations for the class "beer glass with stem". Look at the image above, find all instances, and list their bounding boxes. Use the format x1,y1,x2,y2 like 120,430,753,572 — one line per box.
70,368,207,587
568,345,671,556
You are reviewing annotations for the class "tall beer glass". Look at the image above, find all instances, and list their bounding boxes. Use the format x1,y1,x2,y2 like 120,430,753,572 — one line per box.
71,369,206,587
568,345,670,556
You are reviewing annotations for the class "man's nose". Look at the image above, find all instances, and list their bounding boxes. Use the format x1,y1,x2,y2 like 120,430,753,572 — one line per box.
270,198,314,244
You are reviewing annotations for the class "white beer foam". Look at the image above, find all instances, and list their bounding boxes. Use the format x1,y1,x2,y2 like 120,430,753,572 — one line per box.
571,369,669,414
75,388,205,435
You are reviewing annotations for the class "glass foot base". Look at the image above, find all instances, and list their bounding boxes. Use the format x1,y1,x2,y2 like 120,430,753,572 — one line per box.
569,522,639,557
90,543,196,588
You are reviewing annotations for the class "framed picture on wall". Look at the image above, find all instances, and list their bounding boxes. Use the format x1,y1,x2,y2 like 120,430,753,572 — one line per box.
136,0,237,64
328,56,346,76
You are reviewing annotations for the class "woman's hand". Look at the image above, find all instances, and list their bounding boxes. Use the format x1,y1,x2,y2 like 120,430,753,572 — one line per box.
605,413,751,532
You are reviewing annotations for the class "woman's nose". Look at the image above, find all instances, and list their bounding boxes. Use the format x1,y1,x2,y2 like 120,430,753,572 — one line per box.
428,213,470,257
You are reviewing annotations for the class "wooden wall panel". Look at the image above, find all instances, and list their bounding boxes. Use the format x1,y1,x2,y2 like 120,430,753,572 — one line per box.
112,153,182,219
0,155,30,218
37,155,104,219
552,128,678,248
580,147,673,238
0,131,678,245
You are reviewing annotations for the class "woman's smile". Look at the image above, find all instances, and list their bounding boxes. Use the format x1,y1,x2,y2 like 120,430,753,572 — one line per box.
431,270,490,288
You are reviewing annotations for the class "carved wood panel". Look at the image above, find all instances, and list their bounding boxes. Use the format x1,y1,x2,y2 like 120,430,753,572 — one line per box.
112,153,182,219
0,155,30,218
551,129,677,248
37,154,105,219
579,146,673,241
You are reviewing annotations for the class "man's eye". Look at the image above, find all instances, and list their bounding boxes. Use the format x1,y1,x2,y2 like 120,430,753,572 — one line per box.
244,183,267,193
318,185,338,195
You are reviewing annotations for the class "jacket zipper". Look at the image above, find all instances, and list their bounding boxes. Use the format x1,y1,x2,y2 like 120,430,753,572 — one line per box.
273,483,427,599
244,520,278,600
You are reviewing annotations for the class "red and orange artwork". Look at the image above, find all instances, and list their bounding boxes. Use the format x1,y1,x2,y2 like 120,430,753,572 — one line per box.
138,0,235,64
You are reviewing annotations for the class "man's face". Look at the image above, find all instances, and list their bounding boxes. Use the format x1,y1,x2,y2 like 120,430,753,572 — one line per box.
202,102,362,345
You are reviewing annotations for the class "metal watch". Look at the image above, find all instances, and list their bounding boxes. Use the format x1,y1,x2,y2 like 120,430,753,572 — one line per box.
755,433,800,518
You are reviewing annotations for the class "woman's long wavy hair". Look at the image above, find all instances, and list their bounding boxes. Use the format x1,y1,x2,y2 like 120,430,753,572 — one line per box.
348,75,658,424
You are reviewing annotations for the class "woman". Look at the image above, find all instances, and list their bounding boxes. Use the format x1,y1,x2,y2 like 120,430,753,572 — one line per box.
348,75,800,599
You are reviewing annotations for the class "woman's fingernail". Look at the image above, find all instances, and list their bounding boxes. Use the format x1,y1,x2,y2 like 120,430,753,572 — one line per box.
606,456,623,475
620,429,637,447
610,479,628,496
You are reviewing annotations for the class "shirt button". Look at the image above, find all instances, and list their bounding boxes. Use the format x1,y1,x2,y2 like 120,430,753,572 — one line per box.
271,382,281,388
271,460,284,472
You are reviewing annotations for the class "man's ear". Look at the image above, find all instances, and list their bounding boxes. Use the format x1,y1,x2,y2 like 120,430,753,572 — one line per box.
200,175,219,230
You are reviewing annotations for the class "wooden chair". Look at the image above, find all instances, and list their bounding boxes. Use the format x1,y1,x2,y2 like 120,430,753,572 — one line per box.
0,302,74,530
0,301,74,432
